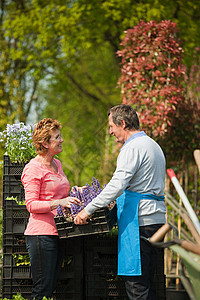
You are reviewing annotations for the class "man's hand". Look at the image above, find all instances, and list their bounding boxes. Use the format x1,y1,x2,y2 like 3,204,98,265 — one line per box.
74,208,89,225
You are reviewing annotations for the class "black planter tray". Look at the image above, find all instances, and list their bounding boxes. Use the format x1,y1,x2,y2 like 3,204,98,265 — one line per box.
54,205,117,239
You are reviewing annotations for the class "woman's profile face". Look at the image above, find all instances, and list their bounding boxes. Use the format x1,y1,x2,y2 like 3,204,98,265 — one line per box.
45,129,64,155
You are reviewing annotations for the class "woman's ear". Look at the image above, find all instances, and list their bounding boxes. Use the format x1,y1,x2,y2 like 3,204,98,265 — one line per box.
42,141,48,149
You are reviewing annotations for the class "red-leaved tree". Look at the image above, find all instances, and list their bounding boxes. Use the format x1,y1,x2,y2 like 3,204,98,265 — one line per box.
117,20,200,164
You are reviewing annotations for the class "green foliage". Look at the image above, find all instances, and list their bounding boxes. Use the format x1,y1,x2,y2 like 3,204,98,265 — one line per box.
0,294,53,300
0,123,36,163
160,98,200,164
0,0,200,181
12,254,30,266
1,0,199,128
6,196,25,206
0,22,40,128
41,45,119,185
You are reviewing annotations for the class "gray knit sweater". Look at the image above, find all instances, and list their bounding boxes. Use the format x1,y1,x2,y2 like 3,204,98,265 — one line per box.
85,133,166,226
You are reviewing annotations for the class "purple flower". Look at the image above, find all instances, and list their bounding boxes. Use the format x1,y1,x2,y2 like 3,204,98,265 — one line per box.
56,204,65,216
69,178,103,218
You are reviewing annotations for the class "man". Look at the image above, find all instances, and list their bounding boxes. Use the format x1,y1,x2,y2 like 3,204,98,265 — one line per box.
74,104,166,299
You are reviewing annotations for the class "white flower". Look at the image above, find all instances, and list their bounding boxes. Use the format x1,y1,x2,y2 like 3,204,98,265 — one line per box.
0,122,37,163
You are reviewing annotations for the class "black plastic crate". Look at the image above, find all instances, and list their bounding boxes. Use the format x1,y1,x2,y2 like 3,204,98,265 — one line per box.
3,233,26,247
3,155,26,176
58,237,83,279
86,250,117,274
2,278,82,300
3,155,26,206
4,244,28,255
84,235,166,299
3,253,31,279
55,278,83,300
3,175,24,192
85,235,118,274
85,273,128,299
3,217,28,235
85,274,165,299
3,200,28,217
3,200,29,234
55,208,114,239
2,278,32,300
3,175,25,205
2,239,83,298
3,266,31,280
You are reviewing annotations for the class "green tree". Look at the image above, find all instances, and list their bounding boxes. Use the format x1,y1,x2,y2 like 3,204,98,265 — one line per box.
1,0,199,128
40,45,119,185
0,0,42,127
0,0,200,183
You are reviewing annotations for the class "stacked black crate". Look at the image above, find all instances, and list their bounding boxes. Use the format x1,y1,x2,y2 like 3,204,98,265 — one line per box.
2,155,32,299
84,234,128,299
2,155,166,299
2,155,83,300
56,237,83,300
84,234,166,300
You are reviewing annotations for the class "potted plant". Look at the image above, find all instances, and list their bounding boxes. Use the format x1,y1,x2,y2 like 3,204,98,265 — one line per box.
0,122,37,164
0,122,37,207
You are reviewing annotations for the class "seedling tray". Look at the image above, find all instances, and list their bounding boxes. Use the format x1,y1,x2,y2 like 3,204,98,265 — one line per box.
54,206,117,239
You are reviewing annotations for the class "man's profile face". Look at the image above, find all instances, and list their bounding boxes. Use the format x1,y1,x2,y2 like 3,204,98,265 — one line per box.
109,114,126,144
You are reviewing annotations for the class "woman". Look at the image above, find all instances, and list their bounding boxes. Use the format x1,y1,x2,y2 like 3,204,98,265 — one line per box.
21,118,80,300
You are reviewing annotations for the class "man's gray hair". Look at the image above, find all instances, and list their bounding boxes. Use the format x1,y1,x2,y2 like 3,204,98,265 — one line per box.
108,104,140,130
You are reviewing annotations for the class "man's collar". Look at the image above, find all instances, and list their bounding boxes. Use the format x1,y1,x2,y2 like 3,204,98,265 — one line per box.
121,131,147,150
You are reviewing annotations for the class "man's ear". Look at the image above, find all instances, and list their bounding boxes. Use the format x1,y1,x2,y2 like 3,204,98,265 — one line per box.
121,119,126,129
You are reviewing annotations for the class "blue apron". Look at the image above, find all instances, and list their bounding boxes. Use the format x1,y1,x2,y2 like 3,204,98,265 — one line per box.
117,189,164,276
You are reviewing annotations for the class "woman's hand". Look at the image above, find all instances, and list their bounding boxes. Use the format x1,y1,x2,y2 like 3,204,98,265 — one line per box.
71,185,87,193
74,208,89,225
59,197,80,209
50,197,80,210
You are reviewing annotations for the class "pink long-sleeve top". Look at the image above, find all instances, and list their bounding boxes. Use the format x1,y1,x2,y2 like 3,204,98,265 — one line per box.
21,157,70,236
